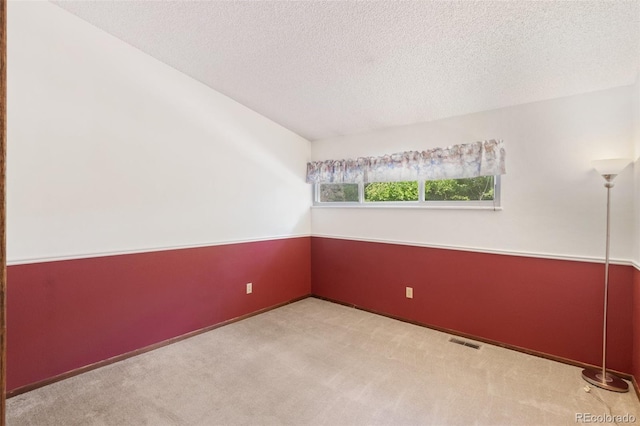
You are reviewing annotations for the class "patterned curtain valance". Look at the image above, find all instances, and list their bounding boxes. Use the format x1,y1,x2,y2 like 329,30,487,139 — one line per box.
306,139,505,184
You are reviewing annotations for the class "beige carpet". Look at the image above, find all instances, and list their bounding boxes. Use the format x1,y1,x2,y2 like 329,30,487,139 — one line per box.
7,297,640,425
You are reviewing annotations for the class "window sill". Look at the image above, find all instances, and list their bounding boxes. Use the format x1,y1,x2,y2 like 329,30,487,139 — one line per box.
312,203,502,211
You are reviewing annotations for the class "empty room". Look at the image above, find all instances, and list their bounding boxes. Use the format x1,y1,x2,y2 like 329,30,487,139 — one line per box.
4,0,640,425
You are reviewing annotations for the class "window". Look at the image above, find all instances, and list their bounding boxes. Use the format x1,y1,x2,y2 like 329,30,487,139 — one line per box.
365,181,419,202
318,183,359,202
424,176,494,201
314,176,500,208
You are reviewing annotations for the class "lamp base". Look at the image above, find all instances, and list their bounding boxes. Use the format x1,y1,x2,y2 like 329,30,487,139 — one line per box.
581,368,629,392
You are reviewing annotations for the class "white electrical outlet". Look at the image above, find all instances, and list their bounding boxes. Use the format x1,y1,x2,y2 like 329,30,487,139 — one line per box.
246,282,253,294
406,287,413,299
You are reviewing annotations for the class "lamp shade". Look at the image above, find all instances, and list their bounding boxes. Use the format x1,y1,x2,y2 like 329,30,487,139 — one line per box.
592,158,632,176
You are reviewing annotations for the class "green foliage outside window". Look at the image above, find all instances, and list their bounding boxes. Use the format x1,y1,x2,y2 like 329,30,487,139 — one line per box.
424,176,494,201
318,176,494,203
319,183,359,202
365,176,494,202
364,181,418,202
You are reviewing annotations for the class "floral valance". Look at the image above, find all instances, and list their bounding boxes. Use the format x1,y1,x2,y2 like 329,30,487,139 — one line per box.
306,139,505,184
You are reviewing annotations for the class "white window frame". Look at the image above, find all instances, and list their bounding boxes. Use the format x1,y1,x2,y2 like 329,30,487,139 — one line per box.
312,176,502,210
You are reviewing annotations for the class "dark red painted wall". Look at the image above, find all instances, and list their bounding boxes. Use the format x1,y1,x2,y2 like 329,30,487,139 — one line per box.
311,237,633,373
8,235,636,393
7,237,311,392
633,267,640,382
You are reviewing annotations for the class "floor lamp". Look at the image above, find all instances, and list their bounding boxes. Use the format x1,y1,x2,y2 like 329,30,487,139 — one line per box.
581,158,632,393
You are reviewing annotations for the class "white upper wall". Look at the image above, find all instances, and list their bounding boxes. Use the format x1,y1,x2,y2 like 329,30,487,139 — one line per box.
634,74,640,267
7,1,311,264
312,86,636,263
8,2,637,266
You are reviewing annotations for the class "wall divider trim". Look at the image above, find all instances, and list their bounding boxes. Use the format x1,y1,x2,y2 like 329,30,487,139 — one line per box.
312,233,637,267
7,234,311,266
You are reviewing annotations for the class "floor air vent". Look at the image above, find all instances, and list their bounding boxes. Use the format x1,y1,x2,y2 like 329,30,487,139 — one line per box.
449,337,481,350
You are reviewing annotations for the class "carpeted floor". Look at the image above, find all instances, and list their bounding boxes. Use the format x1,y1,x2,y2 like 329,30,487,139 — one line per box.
7,297,640,425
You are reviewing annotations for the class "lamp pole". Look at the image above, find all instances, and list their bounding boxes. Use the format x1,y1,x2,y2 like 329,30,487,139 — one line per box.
581,168,629,393
601,176,612,383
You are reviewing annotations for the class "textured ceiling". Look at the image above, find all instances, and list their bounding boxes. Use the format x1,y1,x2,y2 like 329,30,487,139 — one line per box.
53,1,639,141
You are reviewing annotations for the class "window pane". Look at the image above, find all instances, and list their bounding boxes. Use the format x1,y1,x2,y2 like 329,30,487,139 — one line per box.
364,181,419,202
424,176,494,201
319,183,359,202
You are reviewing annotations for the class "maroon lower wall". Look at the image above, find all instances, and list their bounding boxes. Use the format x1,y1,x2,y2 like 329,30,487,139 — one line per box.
7,235,637,394
633,267,640,383
7,237,311,392
311,237,634,373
